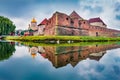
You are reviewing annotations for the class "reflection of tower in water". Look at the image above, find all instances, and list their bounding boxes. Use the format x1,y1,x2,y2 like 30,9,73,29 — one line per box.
29,46,38,58
27,44,120,68
29,46,45,58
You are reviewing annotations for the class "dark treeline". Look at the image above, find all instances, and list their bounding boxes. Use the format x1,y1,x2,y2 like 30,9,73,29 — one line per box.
0,16,16,35
0,42,16,61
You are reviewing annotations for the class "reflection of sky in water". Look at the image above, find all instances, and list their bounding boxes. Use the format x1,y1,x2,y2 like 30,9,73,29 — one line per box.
0,45,120,80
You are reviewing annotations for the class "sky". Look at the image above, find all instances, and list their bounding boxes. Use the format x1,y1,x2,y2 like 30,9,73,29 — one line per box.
0,0,120,30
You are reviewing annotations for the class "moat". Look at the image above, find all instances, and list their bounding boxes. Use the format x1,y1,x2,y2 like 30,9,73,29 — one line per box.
0,41,120,80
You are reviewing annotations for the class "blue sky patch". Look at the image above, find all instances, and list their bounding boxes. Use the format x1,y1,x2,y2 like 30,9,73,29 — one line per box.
116,15,120,20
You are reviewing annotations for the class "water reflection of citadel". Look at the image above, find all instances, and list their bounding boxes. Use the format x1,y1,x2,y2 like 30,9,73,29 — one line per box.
28,44,120,68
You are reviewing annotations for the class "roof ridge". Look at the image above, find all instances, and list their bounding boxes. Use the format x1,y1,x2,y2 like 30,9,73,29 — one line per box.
69,11,83,19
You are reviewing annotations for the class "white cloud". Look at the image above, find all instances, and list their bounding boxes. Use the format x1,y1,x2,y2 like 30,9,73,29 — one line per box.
1,0,120,30
11,3,77,30
10,17,30,30
78,0,120,30
75,47,120,80
0,13,30,30
9,4,55,30
12,46,30,58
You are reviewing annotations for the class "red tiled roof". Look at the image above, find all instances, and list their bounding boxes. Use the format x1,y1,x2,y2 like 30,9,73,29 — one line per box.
89,17,106,25
38,18,48,26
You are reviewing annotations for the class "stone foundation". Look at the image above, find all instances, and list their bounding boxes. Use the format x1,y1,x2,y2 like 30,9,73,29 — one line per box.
56,26,89,36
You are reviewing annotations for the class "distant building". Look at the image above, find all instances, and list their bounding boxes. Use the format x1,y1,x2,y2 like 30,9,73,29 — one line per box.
42,11,120,37
27,18,38,36
28,18,38,31
38,18,48,35
27,11,120,37
15,29,22,36
88,17,107,28
27,18,48,36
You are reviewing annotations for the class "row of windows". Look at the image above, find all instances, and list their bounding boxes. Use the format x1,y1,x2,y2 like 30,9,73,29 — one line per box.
66,17,87,27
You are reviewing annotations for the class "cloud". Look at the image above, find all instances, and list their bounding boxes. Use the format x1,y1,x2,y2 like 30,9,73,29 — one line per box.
0,0,80,30
13,3,78,30
75,48,120,80
0,0,120,30
78,0,120,30
12,46,30,58
10,18,28,30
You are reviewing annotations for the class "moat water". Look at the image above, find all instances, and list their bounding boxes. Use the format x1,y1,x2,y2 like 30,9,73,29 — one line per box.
0,41,120,80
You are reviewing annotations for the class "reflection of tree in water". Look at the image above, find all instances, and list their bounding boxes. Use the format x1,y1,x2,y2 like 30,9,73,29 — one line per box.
0,42,16,61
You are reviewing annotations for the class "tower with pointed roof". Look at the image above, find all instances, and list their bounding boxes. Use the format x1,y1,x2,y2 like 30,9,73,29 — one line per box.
29,46,38,58
38,18,48,35
28,18,38,31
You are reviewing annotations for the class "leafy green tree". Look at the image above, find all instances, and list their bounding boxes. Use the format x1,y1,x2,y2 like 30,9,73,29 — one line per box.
0,16,16,35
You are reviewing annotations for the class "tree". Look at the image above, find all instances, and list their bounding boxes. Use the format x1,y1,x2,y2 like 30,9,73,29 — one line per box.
0,16,16,35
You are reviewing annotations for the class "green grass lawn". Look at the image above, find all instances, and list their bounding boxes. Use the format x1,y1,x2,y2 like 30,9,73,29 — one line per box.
5,36,120,42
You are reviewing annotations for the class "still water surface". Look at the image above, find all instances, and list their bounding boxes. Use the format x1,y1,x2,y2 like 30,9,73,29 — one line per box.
0,41,120,80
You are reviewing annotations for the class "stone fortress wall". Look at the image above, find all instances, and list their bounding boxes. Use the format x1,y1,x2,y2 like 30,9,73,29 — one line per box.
43,11,120,37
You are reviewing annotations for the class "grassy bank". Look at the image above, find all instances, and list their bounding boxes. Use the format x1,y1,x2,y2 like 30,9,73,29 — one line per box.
5,36,120,43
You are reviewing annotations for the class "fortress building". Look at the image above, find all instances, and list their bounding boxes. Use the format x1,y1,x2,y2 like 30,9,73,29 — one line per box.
38,18,48,35
27,11,120,37
38,11,120,37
